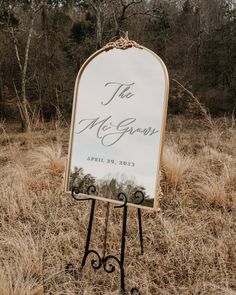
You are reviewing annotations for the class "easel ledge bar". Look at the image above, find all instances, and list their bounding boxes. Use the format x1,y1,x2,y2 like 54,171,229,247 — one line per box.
65,191,160,211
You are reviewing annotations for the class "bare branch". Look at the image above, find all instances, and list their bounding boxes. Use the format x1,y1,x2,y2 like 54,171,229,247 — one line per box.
115,0,150,37
120,0,142,9
88,0,98,12
9,27,23,73
172,78,214,129
122,9,158,20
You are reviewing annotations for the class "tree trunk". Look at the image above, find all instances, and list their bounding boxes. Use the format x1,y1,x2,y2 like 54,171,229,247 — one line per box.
0,63,3,117
89,0,103,49
0,63,2,102
20,15,35,131
96,4,102,49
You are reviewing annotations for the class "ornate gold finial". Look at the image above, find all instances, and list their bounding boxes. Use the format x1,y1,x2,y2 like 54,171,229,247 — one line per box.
103,32,142,51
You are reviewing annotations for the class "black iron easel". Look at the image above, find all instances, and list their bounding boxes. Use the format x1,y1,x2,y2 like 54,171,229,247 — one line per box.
66,185,145,294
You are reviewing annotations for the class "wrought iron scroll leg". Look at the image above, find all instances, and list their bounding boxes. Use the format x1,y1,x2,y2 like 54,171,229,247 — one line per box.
120,205,128,294
81,199,96,269
137,208,144,255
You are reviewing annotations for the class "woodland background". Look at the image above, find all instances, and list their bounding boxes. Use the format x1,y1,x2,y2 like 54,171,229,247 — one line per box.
0,0,236,130
1,1,236,294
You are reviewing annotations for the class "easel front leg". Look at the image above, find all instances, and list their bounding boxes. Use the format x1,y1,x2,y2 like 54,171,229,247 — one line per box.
81,198,96,268
137,208,144,255
120,205,128,294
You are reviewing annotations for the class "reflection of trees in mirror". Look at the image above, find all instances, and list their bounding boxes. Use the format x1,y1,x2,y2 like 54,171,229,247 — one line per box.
69,167,96,193
70,166,153,207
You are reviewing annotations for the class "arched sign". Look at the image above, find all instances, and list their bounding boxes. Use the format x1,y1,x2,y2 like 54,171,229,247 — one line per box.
65,40,169,210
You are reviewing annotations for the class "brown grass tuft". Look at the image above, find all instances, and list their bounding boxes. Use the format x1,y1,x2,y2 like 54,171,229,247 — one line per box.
29,144,65,173
162,144,193,189
195,171,231,208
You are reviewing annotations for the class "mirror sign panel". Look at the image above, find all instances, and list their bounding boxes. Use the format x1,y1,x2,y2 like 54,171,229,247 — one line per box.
65,46,169,210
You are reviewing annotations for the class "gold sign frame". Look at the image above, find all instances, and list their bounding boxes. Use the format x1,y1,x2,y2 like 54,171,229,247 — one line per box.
64,39,169,211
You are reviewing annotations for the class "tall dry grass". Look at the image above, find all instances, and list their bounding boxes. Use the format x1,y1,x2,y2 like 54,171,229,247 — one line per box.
0,113,236,294
162,144,193,189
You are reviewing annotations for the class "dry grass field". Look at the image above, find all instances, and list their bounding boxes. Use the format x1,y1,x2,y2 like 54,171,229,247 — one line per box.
0,115,236,295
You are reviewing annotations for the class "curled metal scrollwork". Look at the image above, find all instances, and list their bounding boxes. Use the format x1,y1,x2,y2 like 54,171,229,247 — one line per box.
87,185,96,195
131,287,141,295
71,186,80,198
103,255,120,273
71,184,96,201
86,250,102,269
133,190,145,205
71,186,87,201
115,192,128,208
114,191,144,208
84,250,121,274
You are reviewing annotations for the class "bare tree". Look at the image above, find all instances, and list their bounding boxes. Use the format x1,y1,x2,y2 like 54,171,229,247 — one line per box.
87,0,104,49
114,0,143,37
7,0,43,131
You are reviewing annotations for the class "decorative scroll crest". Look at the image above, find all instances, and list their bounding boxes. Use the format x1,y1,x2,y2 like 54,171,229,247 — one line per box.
103,37,142,51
